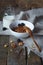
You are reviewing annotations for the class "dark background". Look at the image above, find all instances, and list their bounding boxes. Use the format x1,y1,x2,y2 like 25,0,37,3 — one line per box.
0,0,43,20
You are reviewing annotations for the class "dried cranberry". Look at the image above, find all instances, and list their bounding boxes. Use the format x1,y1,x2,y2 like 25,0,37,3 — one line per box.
17,39,23,42
2,27,7,31
21,23,25,26
18,24,21,26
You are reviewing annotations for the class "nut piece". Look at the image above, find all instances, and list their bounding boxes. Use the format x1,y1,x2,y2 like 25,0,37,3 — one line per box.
4,44,8,48
11,43,17,48
18,42,24,46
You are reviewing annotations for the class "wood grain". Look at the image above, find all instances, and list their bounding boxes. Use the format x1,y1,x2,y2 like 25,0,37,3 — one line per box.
0,0,43,20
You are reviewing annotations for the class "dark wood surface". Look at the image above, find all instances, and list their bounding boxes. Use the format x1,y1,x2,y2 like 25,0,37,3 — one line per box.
28,51,42,65
0,0,43,20
0,35,42,65
0,36,9,65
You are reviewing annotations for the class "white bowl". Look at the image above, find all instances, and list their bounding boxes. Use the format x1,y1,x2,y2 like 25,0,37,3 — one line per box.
9,20,34,38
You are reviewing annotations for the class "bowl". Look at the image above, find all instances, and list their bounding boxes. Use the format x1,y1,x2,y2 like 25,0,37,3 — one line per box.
9,20,34,38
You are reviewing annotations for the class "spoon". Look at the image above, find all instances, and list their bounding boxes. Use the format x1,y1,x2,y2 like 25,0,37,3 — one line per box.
23,26,41,52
